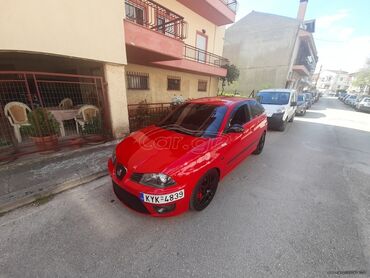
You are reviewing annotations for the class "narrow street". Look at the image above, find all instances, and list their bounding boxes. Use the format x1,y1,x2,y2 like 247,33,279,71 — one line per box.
1,97,369,278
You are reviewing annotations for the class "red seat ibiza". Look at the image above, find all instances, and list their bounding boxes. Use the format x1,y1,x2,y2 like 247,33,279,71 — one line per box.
108,97,267,217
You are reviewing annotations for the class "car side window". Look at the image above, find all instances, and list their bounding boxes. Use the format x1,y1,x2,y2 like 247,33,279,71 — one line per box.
230,104,251,126
249,100,265,119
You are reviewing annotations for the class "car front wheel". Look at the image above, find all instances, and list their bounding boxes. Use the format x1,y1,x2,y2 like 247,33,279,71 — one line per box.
253,132,266,155
190,169,219,211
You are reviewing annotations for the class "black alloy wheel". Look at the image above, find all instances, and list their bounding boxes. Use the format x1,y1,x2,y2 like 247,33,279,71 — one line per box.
190,169,219,211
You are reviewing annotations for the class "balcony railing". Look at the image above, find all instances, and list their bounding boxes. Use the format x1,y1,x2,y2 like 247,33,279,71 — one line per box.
220,0,238,13
184,44,229,68
125,0,187,40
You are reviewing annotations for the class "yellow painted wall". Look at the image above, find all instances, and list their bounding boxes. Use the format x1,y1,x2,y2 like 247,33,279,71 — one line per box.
0,0,126,65
154,0,226,57
126,64,219,104
104,64,130,138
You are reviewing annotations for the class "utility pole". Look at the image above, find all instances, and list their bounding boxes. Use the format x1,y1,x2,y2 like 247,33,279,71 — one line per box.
315,65,323,88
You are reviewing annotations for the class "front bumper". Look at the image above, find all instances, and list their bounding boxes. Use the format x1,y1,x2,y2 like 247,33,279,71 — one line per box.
108,159,189,217
296,106,305,114
359,105,370,112
267,113,284,129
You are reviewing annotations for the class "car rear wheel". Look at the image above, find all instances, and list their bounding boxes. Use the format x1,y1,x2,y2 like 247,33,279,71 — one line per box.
190,169,219,211
253,132,266,155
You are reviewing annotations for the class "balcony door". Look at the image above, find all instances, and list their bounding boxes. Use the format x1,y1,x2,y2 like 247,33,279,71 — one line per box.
196,32,208,63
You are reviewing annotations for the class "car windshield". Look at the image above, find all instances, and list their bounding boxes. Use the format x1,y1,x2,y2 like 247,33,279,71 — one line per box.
157,103,227,138
298,95,304,101
257,91,290,105
350,96,356,99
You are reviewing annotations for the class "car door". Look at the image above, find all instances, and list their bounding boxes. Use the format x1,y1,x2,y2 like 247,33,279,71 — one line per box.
222,103,256,172
247,100,266,143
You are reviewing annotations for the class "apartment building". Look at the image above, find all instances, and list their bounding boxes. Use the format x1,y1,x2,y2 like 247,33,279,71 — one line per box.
316,70,351,92
124,0,235,104
223,0,318,94
0,0,235,157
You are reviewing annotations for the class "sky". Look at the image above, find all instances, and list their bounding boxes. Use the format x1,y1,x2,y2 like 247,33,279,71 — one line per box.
234,0,370,73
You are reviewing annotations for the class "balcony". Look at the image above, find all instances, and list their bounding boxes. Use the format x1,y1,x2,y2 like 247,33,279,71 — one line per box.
176,0,237,26
124,0,187,63
153,44,228,77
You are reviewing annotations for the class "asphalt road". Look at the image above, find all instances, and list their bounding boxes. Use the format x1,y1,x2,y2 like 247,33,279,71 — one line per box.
1,97,370,278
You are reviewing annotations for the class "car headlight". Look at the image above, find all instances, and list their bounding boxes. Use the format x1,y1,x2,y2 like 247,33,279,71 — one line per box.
112,148,117,165
275,108,286,114
139,173,176,188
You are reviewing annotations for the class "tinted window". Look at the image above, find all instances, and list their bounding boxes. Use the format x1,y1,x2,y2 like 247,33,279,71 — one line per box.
257,91,290,105
158,103,227,138
230,104,251,126
298,95,305,101
249,100,264,118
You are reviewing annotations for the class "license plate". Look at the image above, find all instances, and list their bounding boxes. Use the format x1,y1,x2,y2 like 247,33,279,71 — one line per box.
140,190,184,204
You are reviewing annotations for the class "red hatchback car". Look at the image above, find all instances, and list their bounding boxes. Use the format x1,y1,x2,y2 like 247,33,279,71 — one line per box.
108,97,267,217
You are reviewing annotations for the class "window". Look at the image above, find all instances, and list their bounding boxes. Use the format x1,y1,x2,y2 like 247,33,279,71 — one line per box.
229,104,251,126
248,100,265,118
167,77,181,91
198,80,207,92
158,103,227,138
125,3,144,25
127,72,149,90
257,91,290,105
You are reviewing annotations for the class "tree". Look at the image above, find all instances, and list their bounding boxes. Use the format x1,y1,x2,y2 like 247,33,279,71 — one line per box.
353,59,370,94
220,64,240,94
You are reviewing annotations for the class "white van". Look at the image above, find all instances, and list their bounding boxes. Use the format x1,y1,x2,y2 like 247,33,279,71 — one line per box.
256,89,297,131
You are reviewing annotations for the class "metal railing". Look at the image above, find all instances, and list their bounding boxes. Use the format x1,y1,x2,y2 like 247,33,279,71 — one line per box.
128,102,177,131
220,0,238,13
184,44,229,67
125,0,187,40
0,71,109,162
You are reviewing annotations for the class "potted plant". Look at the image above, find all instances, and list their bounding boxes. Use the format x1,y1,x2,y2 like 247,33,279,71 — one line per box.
81,115,106,144
21,108,60,152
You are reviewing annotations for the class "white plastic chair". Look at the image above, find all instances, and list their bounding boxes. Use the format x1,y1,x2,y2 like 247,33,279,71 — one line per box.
4,102,32,143
74,105,99,134
59,98,73,109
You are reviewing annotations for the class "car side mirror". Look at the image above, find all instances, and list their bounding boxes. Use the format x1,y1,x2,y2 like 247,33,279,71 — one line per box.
291,101,297,107
226,124,244,133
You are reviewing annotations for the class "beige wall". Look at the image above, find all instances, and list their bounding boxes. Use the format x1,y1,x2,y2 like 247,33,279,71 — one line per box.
0,0,126,65
155,0,226,57
104,64,130,138
126,64,218,104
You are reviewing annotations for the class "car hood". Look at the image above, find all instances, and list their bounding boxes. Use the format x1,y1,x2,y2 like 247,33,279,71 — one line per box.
261,104,288,116
115,125,209,174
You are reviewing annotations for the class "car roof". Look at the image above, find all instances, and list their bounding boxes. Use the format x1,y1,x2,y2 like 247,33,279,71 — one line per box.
259,88,296,93
189,96,254,107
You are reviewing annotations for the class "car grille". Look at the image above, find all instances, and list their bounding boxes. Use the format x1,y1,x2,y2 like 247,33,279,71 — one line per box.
112,181,149,214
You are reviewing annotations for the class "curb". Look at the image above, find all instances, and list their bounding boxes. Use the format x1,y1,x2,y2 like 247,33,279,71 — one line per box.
0,171,108,215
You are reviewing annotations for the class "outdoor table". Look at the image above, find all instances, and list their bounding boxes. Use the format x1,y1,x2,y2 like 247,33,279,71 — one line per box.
48,107,79,137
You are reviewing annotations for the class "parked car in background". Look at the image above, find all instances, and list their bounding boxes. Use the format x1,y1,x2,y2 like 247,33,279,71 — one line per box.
339,92,348,101
256,89,297,131
109,97,268,217
342,94,352,103
304,92,313,108
356,97,370,112
345,95,357,106
296,94,307,116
